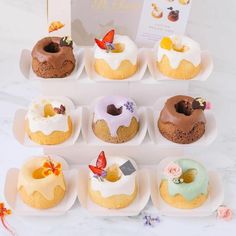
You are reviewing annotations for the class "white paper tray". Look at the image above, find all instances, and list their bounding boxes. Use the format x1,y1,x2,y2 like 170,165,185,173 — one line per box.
147,96,217,147
19,46,85,81
77,166,150,216
12,96,82,148
82,104,147,146
4,155,78,216
84,47,147,82
147,48,213,81
150,157,224,217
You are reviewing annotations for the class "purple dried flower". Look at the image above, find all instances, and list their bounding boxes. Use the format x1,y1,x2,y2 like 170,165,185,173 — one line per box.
101,170,107,177
124,101,135,113
93,170,107,182
143,215,160,227
105,42,115,53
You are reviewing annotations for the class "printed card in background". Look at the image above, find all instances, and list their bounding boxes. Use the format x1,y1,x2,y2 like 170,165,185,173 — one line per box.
48,0,192,47
47,0,71,36
71,0,143,46
136,0,192,47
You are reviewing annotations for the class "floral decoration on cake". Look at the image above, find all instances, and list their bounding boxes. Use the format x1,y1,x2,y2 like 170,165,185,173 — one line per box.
192,97,211,111
60,36,73,47
123,101,135,113
163,162,183,184
53,105,66,115
42,159,62,176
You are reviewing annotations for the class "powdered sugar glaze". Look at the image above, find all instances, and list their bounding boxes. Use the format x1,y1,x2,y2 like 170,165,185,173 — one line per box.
93,96,139,137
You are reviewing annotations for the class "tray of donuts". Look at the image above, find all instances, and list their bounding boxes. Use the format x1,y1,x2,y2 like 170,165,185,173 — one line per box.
4,153,223,217
19,29,213,82
12,95,217,148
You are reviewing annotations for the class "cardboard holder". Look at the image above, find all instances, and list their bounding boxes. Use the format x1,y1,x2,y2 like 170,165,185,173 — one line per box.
4,155,79,216
4,156,223,217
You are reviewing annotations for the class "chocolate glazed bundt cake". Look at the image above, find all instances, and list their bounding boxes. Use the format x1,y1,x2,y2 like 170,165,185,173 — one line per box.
31,36,75,78
158,95,207,144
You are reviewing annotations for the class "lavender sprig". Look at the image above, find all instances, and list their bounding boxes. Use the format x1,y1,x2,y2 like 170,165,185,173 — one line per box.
124,101,135,113
143,215,160,227
93,170,107,182
105,42,115,53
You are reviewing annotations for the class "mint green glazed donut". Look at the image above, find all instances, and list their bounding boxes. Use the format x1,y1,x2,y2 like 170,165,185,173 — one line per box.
167,159,208,201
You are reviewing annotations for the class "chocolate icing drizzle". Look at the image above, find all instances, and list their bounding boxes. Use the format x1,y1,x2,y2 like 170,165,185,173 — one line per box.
192,97,206,110
60,36,73,47
31,37,75,68
53,105,66,115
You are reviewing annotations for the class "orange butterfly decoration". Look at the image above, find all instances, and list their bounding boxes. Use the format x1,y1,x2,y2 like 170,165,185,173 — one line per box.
48,21,65,33
95,29,115,52
42,159,62,176
89,151,107,178
0,202,15,235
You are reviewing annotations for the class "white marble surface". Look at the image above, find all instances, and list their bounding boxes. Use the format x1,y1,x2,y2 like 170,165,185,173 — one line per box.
0,0,236,235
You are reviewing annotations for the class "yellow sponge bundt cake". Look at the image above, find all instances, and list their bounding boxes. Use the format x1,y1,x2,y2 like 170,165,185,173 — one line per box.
17,157,66,209
88,151,138,209
94,29,138,80
160,159,209,209
92,96,139,143
156,35,201,80
25,98,73,145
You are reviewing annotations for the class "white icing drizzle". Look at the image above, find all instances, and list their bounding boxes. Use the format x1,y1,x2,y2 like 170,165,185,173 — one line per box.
157,35,201,69
17,157,66,200
89,156,137,198
93,96,139,137
94,34,138,70
26,98,71,135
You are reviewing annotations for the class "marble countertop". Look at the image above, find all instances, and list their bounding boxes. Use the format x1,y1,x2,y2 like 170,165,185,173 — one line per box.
0,0,236,235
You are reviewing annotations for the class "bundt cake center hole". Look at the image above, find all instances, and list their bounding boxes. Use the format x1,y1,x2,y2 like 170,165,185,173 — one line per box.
44,104,56,117
180,169,197,183
44,42,60,53
107,104,123,116
112,43,125,53
175,100,193,116
32,168,46,179
105,164,121,182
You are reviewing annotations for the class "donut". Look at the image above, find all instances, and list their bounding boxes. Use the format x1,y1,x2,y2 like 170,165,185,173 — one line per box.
179,0,190,5
31,36,75,78
151,4,163,19
88,152,138,209
168,10,179,22
160,159,209,209
25,98,73,145
92,96,139,143
156,35,201,80
94,32,138,80
158,95,206,144
17,157,66,209
152,10,163,19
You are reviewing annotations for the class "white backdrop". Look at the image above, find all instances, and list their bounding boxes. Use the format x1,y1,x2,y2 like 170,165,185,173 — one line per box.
0,0,236,235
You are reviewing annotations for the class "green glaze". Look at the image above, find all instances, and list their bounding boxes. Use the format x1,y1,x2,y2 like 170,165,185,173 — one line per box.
166,159,208,201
